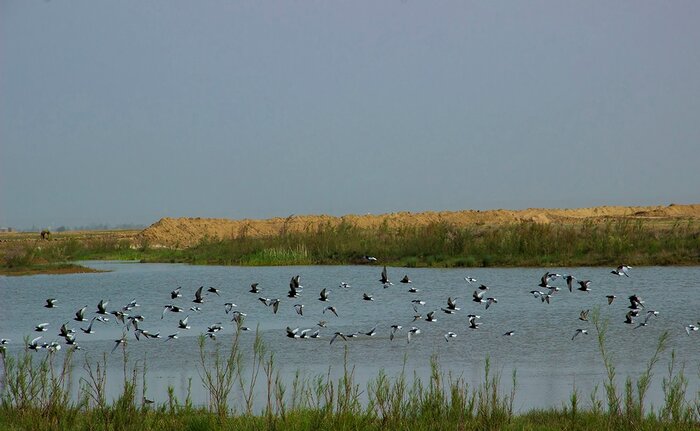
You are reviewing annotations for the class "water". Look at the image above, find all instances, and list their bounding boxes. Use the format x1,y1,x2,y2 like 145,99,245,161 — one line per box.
1,262,699,412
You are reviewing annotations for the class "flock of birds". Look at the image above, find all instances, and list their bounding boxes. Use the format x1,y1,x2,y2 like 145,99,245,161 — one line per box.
1,263,699,357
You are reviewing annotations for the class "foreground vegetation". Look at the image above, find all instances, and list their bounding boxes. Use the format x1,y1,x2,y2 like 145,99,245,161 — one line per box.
2,219,699,274
1,313,699,431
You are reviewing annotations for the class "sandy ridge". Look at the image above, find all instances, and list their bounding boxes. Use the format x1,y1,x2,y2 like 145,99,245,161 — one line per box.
136,204,700,249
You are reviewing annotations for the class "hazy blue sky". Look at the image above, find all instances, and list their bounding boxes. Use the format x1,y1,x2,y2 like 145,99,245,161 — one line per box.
2,1,699,229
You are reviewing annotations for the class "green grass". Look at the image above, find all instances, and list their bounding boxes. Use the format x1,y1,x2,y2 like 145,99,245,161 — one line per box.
1,322,699,431
2,219,699,274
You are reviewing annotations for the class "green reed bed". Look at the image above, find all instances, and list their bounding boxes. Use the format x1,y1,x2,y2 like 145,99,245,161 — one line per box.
175,219,700,267
2,219,699,274
2,320,699,431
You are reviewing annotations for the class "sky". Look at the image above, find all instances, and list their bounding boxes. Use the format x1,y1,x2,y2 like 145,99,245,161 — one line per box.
1,1,699,229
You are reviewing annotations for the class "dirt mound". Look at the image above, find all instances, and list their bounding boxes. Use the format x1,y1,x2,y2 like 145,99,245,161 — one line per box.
137,204,700,248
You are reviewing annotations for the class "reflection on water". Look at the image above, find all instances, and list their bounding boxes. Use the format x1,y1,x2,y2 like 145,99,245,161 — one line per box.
1,262,699,412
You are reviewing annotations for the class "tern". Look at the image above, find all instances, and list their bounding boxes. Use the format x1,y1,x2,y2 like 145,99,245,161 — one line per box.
35,323,49,332
572,329,588,340
339,282,351,289
44,298,57,308
444,332,457,342
318,288,330,302
290,275,303,292
224,303,237,314
629,295,644,310
408,287,420,293
58,322,75,338
28,336,43,351
611,265,632,277
294,304,304,316
81,317,97,334
178,316,190,330
363,293,374,301
162,304,184,319
389,325,402,341
565,275,576,293
485,297,498,310
74,306,88,322
364,326,377,336
288,282,300,298
468,315,480,329
193,286,205,304
407,327,420,343
170,287,182,299
400,275,412,284
446,297,460,311
323,306,338,317
686,324,698,335
249,283,260,293
465,277,477,283
380,266,392,286
606,295,616,305
330,332,347,345
122,299,139,311
425,311,437,322
111,334,127,353
472,290,486,304
503,330,515,336
207,287,220,296
624,310,637,325
286,327,299,338
231,311,246,324
96,300,109,315
364,255,378,262
577,280,592,292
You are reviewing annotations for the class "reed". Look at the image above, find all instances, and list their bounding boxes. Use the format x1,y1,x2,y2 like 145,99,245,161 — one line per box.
3,219,699,273
1,324,699,430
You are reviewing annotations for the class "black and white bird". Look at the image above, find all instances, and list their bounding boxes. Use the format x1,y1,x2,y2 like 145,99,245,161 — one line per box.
193,286,205,304
294,303,304,316
35,322,49,332
400,275,411,284
96,300,109,315
44,298,57,308
407,327,421,343
380,266,392,287
611,265,632,277
444,332,457,342
170,287,182,299
249,283,260,294
330,332,347,345
318,288,330,302
577,280,592,292
323,306,338,317
207,287,220,296
572,329,588,340
81,317,97,334
178,316,190,330
606,295,616,305
363,293,374,301
465,277,477,284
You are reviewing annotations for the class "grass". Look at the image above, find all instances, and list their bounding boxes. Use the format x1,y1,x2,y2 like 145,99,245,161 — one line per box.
1,324,699,431
2,219,699,274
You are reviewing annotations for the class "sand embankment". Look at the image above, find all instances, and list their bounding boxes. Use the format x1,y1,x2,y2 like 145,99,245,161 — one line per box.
136,204,700,248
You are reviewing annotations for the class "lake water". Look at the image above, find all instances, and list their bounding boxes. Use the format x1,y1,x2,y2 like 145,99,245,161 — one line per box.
1,262,699,413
